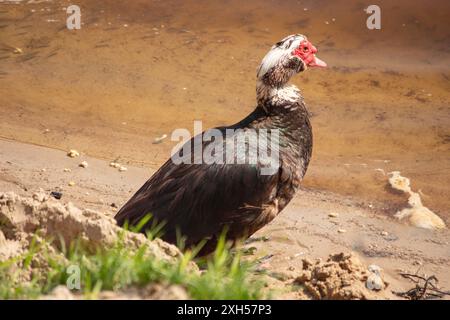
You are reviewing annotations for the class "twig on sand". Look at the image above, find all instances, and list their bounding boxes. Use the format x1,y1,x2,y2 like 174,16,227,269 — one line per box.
394,272,450,300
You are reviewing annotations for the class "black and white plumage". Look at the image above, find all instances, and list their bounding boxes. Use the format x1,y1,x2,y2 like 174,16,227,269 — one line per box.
115,34,326,255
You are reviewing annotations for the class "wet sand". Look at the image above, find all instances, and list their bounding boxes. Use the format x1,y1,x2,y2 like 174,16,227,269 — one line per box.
0,0,449,221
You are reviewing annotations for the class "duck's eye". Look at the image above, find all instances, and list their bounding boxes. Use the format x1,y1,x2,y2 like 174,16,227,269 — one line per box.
303,46,309,52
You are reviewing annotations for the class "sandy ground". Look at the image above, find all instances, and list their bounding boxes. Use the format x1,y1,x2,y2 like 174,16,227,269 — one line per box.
1,138,449,299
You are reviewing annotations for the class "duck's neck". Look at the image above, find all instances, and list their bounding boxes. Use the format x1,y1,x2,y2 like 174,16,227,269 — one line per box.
256,80,303,112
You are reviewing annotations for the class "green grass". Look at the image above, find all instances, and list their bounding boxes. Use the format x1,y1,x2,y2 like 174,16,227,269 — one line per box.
0,232,265,300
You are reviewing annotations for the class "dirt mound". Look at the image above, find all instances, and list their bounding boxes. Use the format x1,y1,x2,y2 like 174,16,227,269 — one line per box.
295,252,391,300
0,190,192,298
0,190,180,262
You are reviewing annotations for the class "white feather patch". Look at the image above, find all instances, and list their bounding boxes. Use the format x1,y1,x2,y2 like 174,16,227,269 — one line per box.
257,34,306,79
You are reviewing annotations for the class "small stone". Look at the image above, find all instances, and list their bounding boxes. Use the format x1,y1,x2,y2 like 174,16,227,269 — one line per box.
63,168,71,172
368,264,382,274
109,162,120,168
293,252,305,258
328,212,339,218
68,181,75,187
153,134,168,144
337,229,347,233
79,161,88,168
366,273,384,291
50,191,63,200
67,149,80,158
119,166,128,172
380,231,388,236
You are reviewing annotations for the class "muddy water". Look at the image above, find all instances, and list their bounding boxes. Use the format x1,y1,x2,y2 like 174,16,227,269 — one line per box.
0,0,449,220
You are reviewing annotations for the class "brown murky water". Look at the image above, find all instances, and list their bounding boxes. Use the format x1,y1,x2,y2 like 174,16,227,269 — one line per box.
1,0,449,220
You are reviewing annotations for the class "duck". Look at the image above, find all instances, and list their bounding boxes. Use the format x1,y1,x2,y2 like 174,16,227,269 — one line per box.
115,34,327,255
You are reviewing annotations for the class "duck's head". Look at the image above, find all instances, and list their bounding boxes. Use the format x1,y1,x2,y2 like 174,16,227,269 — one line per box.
257,34,326,86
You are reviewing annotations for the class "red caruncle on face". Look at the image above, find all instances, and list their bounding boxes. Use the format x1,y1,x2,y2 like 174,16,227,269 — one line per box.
293,40,327,68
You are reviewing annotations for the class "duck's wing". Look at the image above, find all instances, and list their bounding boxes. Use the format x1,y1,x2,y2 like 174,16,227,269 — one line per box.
115,128,283,247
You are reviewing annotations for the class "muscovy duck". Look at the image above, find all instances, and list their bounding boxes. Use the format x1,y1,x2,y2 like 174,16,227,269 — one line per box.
115,34,326,254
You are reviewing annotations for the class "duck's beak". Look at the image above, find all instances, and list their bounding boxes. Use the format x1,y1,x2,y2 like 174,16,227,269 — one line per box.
308,55,327,68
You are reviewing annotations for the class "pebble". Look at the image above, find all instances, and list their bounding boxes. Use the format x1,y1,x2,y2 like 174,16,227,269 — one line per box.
380,231,388,236
337,229,347,233
63,168,71,172
68,181,75,187
109,162,121,168
50,191,63,200
67,149,80,158
366,273,384,291
79,161,88,168
119,166,128,172
153,134,168,144
368,264,382,274
328,212,339,218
